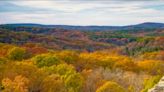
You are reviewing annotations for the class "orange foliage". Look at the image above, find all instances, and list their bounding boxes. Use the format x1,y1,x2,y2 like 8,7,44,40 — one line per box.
23,43,48,55
137,60,164,75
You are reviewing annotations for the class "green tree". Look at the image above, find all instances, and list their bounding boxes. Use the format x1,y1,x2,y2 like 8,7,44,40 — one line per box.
7,47,26,61
56,64,76,76
33,54,61,67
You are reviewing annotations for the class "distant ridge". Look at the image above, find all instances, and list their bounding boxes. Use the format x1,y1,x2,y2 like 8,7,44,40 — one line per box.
1,22,164,31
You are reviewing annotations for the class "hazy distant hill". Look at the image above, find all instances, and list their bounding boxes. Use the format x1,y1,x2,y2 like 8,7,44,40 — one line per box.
1,22,164,31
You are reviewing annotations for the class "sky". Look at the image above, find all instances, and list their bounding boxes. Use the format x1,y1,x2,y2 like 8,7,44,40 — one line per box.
0,0,164,26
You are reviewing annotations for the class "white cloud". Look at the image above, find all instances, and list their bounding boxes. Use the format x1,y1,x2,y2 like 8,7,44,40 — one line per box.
0,0,164,25
9,1,105,13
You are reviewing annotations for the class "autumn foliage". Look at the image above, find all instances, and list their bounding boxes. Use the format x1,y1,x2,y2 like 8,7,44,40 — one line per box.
1,21,164,92
0,42,164,92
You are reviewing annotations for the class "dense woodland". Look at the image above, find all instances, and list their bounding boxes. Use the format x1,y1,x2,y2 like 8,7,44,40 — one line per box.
0,25,164,92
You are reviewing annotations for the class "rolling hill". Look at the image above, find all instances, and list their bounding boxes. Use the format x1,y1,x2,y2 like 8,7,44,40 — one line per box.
1,22,164,31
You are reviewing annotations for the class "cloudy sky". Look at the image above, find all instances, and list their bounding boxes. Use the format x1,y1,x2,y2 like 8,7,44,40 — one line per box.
0,0,164,26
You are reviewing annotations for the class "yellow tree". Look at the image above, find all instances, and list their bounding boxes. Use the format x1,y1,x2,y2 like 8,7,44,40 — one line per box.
41,74,65,92
96,81,125,92
65,73,84,92
138,60,164,75
57,50,79,64
55,64,84,92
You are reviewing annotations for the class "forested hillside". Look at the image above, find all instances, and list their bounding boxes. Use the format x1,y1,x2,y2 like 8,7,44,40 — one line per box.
0,24,164,92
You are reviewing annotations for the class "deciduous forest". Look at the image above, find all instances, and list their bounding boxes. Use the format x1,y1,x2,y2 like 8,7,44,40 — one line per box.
0,24,164,92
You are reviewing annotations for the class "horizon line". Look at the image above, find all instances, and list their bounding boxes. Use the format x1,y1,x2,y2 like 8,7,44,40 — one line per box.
1,22,164,27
